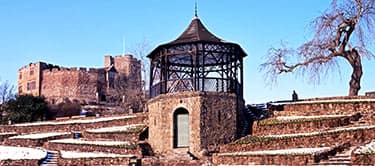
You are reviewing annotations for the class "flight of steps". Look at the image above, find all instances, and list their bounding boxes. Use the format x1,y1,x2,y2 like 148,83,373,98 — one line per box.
39,151,59,166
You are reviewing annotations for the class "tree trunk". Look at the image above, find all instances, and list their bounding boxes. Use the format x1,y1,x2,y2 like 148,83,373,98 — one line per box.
348,49,363,96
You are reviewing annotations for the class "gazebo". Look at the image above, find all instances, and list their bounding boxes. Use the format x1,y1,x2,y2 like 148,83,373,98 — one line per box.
148,15,247,100
147,13,247,157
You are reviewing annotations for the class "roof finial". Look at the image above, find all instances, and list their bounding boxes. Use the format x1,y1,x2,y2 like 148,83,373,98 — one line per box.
194,1,198,17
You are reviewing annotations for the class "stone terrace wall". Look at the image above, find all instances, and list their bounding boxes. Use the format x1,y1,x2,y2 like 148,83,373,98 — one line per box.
351,153,375,165
58,157,131,165
0,159,40,166
220,127,375,153
0,113,147,134
44,142,142,157
213,154,314,165
253,116,351,136
3,134,72,147
278,96,375,117
0,133,17,142
83,132,141,142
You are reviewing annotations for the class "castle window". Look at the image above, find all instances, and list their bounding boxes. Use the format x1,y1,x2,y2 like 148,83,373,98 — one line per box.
27,81,36,90
18,86,22,93
30,70,34,75
19,73,22,80
107,71,116,88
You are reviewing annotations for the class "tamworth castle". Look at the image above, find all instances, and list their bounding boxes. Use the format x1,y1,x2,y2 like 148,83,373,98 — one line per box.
18,55,142,105
8,10,375,165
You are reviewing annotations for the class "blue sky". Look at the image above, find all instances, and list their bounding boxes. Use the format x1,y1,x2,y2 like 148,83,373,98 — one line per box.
0,1,374,103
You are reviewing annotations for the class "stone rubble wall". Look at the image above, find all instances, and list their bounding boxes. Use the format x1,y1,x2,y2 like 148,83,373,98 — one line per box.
18,55,142,105
83,132,141,142
41,67,105,104
0,159,40,165
279,96,375,117
220,127,375,153
253,116,351,136
0,113,147,134
351,153,375,165
3,134,72,147
213,154,315,165
57,157,131,166
0,133,17,142
43,142,142,157
147,91,237,157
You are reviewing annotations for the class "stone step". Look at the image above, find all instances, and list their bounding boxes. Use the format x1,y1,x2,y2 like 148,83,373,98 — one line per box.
328,158,350,161
317,161,351,165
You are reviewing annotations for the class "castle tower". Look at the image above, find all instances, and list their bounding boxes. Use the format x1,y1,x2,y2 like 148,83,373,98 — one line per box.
18,62,49,96
104,55,142,100
147,14,247,157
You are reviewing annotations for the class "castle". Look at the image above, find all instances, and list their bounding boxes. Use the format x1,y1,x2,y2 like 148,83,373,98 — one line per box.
18,55,142,105
3,9,375,166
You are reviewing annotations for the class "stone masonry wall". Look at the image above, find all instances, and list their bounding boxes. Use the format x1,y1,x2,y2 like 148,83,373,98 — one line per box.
18,55,142,105
0,113,147,134
200,93,237,152
147,92,202,155
220,127,375,153
351,153,375,165
41,68,103,104
57,157,132,165
279,96,375,117
44,142,142,157
213,154,315,165
252,115,352,136
18,62,49,96
3,133,72,147
147,92,237,157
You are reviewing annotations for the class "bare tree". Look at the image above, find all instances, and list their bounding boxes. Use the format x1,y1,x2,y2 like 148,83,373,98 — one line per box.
131,39,151,93
0,80,15,122
110,40,151,112
261,0,375,96
0,80,15,104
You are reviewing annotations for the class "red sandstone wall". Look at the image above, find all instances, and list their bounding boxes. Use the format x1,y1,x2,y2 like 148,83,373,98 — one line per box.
278,98,375,118
213,154,314,165
18,55,142,105
41,68,102,104
220,127,375,153
58,157,132,165
0,113,147,134
18,62,48,96
253,116,351,136
147,92,237,157
351,154,375,164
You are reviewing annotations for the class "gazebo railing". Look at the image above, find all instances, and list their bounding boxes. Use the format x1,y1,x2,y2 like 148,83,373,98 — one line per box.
150,77,241,98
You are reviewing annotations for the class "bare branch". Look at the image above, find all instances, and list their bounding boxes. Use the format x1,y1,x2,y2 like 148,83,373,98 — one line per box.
260,0,375,95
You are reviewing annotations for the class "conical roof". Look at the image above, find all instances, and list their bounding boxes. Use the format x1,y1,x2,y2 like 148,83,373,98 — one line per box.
148,16,247,58
168,16,223,44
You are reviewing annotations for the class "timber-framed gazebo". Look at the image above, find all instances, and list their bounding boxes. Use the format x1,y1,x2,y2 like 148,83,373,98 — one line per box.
148,15,247,99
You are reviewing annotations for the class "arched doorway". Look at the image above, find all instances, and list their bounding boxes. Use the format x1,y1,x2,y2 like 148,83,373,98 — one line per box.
173,108,189,148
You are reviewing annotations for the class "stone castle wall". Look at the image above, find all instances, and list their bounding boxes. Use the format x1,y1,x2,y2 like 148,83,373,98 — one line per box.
18,55,142,104
41,67,105,104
